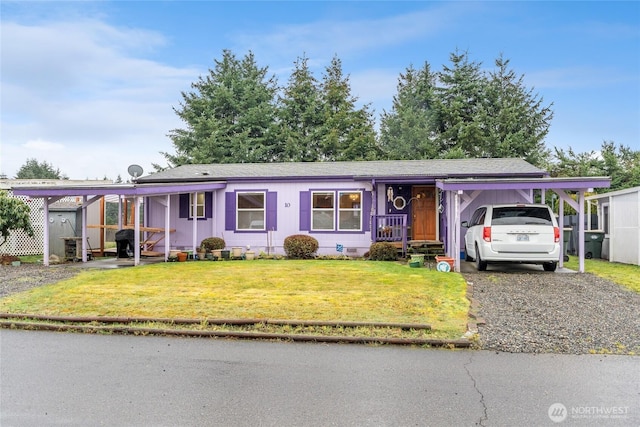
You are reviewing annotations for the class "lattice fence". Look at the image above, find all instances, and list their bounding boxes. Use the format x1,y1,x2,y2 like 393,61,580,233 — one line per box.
2,190,80,256
2,190,45,256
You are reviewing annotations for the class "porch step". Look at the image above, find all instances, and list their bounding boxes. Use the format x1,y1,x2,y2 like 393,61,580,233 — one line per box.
408,241,445,259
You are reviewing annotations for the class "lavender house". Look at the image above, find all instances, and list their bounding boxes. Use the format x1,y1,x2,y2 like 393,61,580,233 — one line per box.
13,158,610,272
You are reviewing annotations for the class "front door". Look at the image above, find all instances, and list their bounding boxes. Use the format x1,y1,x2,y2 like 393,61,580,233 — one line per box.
412,186,436,240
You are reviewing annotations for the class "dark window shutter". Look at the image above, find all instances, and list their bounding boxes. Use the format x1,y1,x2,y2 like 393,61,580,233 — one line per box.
266,192,277,231
299,191,310,231
363,190,372,232
179,194,189,218
225,192,235,230
205,192,213,219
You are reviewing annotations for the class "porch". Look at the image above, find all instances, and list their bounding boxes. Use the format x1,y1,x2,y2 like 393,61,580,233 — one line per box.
373,214,444,258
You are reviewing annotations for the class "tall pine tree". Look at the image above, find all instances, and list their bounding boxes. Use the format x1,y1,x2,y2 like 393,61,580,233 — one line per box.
164,50,278,165
379,62,439,159
481,55,552,166
435,49,486,157
276,55,325,162
319,55,379,161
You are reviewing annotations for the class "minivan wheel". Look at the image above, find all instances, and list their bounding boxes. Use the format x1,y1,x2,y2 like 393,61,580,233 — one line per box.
475,244,487,271
543,262,557,272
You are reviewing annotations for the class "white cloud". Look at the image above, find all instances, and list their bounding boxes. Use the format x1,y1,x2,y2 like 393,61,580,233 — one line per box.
0,18,198,180
23,138,64,151
233,3,478,69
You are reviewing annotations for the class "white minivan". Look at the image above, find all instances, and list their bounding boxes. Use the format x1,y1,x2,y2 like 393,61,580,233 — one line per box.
462,204,561,272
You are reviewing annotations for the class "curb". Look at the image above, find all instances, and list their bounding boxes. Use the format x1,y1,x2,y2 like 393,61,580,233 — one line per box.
0,314,471,348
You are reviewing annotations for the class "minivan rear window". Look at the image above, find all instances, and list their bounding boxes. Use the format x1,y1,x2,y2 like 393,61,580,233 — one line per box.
491,207,552,226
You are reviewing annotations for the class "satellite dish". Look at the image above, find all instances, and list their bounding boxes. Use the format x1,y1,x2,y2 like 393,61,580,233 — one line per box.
127,164,144,179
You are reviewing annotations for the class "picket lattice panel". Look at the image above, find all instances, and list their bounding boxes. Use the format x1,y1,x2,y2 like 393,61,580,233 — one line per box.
3,191,79,256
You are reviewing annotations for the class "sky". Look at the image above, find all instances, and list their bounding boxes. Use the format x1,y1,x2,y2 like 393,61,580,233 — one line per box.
1,1,638,181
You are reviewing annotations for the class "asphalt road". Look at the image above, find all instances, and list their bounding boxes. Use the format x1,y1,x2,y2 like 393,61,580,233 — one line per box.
1,330,638,426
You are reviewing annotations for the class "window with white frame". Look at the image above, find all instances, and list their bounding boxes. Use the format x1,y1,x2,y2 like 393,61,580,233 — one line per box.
312,191,335,230
237,192,265,230
338,191,362,230
190,192,205,219
311,190,362,231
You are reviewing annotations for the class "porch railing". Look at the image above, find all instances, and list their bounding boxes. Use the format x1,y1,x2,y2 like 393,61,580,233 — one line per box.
372,214,407,254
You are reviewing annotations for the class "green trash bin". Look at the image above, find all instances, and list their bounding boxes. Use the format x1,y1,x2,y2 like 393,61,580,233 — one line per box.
563,228,572,261
584,230,604,259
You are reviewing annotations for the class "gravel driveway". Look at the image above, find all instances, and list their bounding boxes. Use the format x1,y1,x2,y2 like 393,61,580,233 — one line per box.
2,263,639,355
464,268,640,355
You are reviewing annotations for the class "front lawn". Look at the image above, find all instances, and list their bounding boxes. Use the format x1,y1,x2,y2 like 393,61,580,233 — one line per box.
0,260,470,339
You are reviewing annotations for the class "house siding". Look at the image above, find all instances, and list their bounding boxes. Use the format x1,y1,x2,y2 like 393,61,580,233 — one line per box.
147,180,376,256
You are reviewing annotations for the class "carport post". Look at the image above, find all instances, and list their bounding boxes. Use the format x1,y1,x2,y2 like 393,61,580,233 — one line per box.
82,196,88,262
578,190,586,273
454,190,461,272
43,198,50,266
558,195,565,269
134,196,141,266
192,192,198,256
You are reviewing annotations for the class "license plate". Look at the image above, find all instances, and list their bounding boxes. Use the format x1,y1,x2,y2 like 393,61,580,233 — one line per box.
517,234,529,242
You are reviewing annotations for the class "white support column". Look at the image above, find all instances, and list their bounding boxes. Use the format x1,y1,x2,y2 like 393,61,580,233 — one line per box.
118,197,123,229
134,196,141,266
165,194,170,261
43,198,50,266
453,190,461,272
192,192,198,256
558,194,565,269
82,196,88,262
578,190,585,273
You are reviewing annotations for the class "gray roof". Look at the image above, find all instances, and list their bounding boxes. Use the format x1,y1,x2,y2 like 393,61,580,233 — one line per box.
138,158,547,183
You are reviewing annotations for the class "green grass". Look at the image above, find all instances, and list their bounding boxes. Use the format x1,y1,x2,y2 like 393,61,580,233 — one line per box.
565,257,640,293
0,260,470,339
17,255,44,264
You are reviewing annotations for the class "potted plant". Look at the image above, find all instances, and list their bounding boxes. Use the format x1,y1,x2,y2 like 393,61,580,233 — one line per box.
200,237,226,260
244,245,255,260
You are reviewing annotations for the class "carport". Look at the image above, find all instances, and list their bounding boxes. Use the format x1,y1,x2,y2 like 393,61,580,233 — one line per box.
436,176,611,273
12,181,226,266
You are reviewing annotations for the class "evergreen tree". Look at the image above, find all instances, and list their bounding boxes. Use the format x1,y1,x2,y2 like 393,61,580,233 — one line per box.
276,55,325,161
379,62,439,159
164,50,278,165
15,158,67,179
435,50,487,157
600,141,640,191
318,55,379,161
481,55,552,166
552,141,640,192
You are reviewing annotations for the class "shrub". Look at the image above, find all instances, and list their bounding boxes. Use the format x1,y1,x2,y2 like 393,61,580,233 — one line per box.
368,242,398,261
283,234,319,259
200,237,226,251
